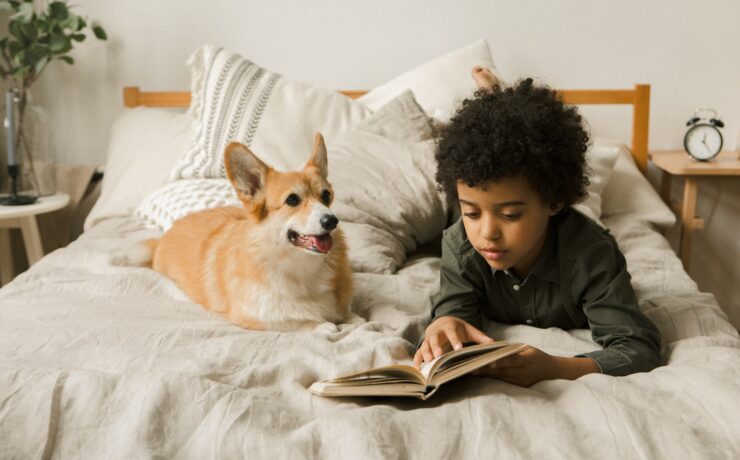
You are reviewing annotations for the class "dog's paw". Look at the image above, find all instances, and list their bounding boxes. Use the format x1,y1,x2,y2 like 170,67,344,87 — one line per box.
314,321,340,334
346,313,366,326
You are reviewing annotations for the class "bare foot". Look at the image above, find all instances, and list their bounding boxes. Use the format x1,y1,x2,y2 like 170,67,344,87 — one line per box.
471,66,500,91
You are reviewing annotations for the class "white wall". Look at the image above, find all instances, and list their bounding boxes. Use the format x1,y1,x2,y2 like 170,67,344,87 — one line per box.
19,0,740,325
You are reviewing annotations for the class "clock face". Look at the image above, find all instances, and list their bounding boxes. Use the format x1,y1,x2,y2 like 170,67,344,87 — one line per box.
684,124,723,161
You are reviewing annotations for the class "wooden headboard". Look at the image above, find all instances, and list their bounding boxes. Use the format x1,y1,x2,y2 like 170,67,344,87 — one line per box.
122,84,651,175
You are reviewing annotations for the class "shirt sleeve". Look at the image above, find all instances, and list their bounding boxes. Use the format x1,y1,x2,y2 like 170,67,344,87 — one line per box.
431,235,484,330
571,240,662,376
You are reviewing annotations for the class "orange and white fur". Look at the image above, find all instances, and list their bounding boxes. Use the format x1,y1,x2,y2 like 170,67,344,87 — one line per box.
149,134,357,331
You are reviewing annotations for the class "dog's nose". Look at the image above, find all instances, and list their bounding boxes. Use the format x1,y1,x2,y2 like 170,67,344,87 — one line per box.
320,214,338,231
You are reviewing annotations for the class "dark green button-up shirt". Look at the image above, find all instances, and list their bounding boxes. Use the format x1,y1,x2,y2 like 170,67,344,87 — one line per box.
432,207,662,376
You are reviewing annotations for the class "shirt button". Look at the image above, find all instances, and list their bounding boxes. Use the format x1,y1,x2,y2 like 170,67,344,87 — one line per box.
525,319,533,325
513,284,520,291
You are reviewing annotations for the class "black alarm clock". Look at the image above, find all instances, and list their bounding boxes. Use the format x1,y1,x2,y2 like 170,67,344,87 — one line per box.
684,108,724,161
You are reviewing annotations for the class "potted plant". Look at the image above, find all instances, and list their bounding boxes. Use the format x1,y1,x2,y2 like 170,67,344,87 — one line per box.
0,0,106,199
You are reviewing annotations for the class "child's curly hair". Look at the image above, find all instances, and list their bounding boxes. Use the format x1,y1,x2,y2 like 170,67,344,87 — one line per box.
436,78,590,207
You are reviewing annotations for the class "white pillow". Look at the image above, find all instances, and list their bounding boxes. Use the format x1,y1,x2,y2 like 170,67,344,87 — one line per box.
601,144,676,228
571,137,621,225
171,45,371,180
358,39,498,122
85,107,192,230
136,92,444,274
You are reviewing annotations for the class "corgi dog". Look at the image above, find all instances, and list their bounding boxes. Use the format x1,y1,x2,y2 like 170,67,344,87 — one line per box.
149,133,355,331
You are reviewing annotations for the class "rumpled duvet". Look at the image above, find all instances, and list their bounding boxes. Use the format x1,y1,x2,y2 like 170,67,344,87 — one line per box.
1,212,739,459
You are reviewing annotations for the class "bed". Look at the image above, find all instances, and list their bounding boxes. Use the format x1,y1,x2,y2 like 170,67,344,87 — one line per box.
1,42,739,459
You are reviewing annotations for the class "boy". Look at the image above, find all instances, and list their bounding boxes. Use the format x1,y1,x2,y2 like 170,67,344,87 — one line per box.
413,73,661,387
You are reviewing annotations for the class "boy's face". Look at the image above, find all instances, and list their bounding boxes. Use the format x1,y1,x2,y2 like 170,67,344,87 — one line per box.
457,176,559,278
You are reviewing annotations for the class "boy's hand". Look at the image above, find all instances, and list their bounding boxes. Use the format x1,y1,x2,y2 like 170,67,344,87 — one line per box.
414,316,493,369
472,346,600,387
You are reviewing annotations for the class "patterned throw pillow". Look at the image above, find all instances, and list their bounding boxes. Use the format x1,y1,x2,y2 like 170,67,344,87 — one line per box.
135,178,236,232
170,45,371,180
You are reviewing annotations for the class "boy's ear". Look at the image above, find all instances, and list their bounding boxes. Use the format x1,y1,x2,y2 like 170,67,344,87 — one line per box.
549,202,564,216
224,142,271,198
305,132,328,178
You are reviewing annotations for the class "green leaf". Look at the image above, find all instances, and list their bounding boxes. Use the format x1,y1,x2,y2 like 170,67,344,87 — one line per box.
21,21,36,42
8,40,22,57
49,34,70,53
92,24,107,40
34,54,48,76
62,14,80,31
71,33,85,42
59,55,74,64
49,1,69,20
12,66,27,77
10,1,32,20
16,49,33,67
9,21,25,41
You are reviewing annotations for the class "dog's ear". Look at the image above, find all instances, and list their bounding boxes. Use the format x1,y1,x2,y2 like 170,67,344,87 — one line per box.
224,142,270,197
305,133,328,178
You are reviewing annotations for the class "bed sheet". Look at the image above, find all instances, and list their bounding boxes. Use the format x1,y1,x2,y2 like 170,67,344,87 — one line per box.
0,212,738,459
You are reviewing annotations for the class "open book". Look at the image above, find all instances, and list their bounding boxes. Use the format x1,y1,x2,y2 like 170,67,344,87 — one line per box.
309,341,528,400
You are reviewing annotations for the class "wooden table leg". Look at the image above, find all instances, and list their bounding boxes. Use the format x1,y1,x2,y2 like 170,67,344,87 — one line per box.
679,177,698,270
660,171,672,204
19,215,44,265
0,228,13,285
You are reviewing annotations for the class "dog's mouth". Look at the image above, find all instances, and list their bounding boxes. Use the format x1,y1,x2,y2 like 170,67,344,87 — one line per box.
288,230,334,254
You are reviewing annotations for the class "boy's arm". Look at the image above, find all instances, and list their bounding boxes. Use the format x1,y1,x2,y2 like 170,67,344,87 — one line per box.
431,235,484,329
571,241,662,376
414,234,488,366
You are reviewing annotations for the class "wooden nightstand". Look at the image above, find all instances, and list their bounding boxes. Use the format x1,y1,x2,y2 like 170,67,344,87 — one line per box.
650,150,740,270
0,192,69,286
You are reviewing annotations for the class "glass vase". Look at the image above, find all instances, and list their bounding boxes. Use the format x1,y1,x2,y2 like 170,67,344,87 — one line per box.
1,90,55,197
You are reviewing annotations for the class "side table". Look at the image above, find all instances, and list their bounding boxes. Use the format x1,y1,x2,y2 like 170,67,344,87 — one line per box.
650,150,740,270
0,192,70,286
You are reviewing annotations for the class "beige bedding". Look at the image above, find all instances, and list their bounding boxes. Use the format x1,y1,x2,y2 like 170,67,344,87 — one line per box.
1,209,739,458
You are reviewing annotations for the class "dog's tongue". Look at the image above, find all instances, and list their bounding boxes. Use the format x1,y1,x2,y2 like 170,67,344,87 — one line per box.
309,234,333,253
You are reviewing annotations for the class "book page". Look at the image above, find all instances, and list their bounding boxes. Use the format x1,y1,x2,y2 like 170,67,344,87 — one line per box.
309,381,427,399
430,343,528,387
423,341,514,380
325,365,425,385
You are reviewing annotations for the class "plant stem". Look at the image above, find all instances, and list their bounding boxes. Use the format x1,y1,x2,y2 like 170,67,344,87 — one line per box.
14,85,41,195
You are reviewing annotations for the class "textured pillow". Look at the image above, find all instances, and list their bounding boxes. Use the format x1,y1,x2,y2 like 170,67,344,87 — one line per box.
135,178,236,231
85,107,192,230
601,144,676,228
328,92,443,273
358,39,498,122
137,91,444,274
171,45,371,180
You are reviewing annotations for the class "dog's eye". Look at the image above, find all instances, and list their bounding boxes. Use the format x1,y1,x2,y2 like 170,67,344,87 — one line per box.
320,190,331,204
285,194,301,207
